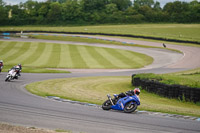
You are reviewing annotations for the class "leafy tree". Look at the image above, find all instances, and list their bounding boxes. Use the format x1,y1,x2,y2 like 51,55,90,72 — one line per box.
47,2,62,23
110,0,132,10
163,1,190,22
134,0,154,7
62,0,82,21
188,0,200,22
37,2,50,23
0,0,199,25
138,5,154,21
24,0,40,17
81,0,108,12
153,1,161,11
0,0,5,6
105,3,118,14
0,0,8,25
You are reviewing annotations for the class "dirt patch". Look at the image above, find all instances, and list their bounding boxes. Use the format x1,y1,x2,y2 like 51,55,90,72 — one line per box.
0,123,68,133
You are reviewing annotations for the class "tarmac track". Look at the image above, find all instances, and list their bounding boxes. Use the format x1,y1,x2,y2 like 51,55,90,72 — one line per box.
0,36,200,133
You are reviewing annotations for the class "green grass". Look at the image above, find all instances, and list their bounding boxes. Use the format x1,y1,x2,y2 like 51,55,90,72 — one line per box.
1,24,200,42
55,129,71,133
134,73,200,88
2,65,69,73
29,34,167,49
28,35,183,53
108,35,200,47
28,34,183,54
0,41,153,72
26,76,200,117
30,35,128,46
173,67,200,75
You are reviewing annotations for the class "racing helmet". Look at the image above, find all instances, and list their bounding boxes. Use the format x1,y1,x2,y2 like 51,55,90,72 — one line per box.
15,66,20,70
134,88,140,95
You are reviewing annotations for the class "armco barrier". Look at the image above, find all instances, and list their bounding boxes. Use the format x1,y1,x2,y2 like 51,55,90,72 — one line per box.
132,74,200,103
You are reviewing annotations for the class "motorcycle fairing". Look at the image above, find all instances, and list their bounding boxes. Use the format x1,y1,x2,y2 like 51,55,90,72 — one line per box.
111,95,140,111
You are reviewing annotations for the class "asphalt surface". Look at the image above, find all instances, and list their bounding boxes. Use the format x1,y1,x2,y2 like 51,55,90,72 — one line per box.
0,36,200,133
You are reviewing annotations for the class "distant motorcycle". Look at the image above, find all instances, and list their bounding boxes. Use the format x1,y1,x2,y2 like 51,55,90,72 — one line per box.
5,69,19,82
102,94,140,113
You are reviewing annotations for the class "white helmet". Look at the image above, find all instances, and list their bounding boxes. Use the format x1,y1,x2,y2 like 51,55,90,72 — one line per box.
134,88,140,95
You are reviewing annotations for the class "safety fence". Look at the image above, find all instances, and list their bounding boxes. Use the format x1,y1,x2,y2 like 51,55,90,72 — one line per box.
132,75,200,103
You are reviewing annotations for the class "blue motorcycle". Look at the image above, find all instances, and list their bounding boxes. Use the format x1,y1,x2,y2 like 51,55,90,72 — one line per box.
102,94,140,113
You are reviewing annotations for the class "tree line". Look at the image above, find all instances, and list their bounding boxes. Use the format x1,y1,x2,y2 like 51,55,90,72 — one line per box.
0,0,200,25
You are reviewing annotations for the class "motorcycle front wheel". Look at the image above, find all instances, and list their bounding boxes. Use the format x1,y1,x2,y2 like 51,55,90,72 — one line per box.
5,77,10,82
102,100,112,110
124,101,137,113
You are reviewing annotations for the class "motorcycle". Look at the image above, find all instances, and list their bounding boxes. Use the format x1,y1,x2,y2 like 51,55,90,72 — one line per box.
5,69,19,82
102,94,140,113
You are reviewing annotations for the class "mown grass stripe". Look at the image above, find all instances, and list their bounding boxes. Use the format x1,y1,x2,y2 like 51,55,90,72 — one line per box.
22,42,46,66
0,42,17,59
97,48,130,68
58,44,73,68
87,47,116,68
0,41,153,70
77,46,103,68
109,49,145,68
32,43,53,67
46,43,61,68
69,45,88,68
1,42,22,61
116,49,149,67
3,42,24,61
6,42,31,64
0,41,9,52
106,49,133,68
20,42,39,65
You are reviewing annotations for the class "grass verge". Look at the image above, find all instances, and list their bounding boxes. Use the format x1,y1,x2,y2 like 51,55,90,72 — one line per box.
134,72,200,88
29,34,161,48
28,34,182,53
106,35,200,47
26,76,200,117
2,65,69,73
1,24,200,42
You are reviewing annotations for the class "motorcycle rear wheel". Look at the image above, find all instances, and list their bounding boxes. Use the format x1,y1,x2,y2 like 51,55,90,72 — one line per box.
102,100,112,110
124,101,137,113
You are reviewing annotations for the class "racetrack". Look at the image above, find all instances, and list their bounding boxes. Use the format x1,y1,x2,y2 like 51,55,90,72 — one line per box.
0,36,200,133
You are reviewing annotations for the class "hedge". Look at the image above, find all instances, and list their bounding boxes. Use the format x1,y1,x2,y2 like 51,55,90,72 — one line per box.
132,74,200,103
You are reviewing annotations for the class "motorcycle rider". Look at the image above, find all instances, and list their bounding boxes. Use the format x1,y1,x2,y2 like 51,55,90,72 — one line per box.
117,88,140,99
17,64,22,76
9,64,22,78
109,88,140,105
0,60,3,72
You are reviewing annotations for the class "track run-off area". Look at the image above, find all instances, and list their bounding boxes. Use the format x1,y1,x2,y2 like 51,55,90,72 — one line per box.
0,34,200,133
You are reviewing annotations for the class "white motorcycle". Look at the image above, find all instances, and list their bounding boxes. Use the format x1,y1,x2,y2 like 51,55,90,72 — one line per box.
5,69,18,82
